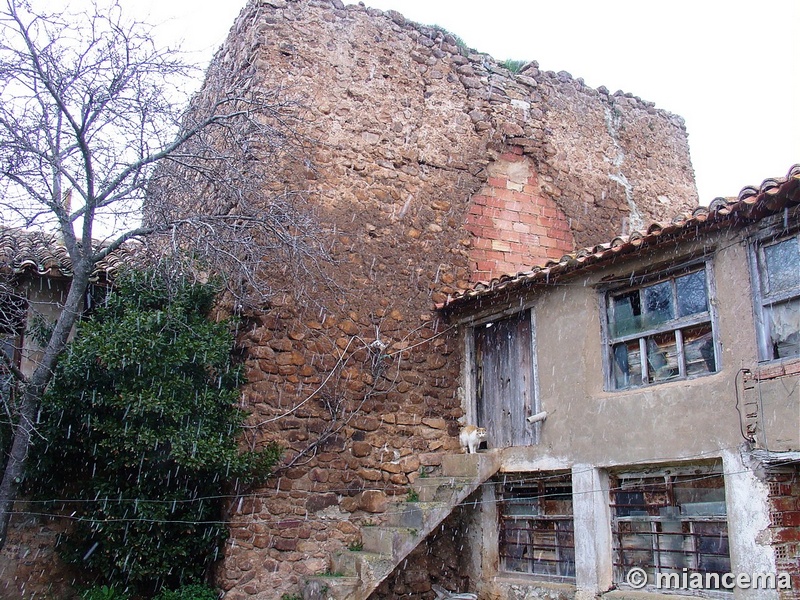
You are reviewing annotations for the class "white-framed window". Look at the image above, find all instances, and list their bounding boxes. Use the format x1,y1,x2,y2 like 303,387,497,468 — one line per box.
751,231,800,361
498,473,575,580
610,464,730,590
601,262,719,390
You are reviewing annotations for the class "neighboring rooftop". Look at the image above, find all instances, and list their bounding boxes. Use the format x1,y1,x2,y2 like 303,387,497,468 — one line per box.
0,227,130,281
441,164,800,311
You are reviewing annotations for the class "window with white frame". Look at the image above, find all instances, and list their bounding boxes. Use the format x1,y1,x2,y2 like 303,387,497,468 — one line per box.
610,466,730,590
498,473,575,580
752,232,800,361
603,263,718,390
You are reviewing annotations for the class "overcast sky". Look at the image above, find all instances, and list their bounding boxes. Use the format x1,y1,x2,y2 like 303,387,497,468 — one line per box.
136,0,798,204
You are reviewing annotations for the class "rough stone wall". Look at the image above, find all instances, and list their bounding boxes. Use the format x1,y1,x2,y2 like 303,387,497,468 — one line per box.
211,0,697,277
220,299,463,598
0,511,77,600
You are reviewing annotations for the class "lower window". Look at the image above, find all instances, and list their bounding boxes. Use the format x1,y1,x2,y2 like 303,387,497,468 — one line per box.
498,473,575,580
611,466,730,590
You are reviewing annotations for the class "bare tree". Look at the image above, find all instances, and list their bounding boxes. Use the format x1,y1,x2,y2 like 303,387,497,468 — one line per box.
0,0,330,548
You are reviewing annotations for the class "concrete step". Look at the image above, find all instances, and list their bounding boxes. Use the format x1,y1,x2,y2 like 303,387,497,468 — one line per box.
386,501,448,528
352,551,397,590
441,450,500,479
303,575,360,600
361,526,421,556
330,549,394,579
411,476,473,502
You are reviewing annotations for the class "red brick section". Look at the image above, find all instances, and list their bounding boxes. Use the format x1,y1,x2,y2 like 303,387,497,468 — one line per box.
767,468,800,599
464,148,575,283
754,358,800,381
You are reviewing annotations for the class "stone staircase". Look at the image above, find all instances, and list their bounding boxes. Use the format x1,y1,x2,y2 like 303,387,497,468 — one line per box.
305,451,500,600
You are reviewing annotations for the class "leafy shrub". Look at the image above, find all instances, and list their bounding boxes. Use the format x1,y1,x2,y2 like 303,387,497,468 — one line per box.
81,586,130,600
154,583,219,600
502,59,528,73
29,269,281,594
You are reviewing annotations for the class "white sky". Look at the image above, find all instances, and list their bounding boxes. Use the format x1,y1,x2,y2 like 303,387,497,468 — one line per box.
135,0,798,204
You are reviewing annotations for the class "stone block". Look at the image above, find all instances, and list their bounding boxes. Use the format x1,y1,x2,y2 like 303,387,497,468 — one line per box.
358,490,388,513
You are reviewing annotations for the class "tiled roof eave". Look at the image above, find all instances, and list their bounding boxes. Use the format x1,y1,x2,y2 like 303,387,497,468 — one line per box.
0,227,132,282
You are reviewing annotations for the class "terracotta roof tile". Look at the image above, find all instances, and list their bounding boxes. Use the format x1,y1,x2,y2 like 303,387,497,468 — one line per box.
442,164,800,310
0,227,131,281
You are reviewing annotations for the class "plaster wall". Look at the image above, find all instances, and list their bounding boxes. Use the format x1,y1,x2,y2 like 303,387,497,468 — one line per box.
17,277,71,377
722,450,777,600
463,228,764,466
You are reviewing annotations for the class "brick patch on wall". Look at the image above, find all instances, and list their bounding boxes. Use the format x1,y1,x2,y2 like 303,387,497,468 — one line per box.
766,468,800,599
465,149,575,283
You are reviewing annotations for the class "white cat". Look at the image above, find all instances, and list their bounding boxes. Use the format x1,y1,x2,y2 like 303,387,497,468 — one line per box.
459,425,487,454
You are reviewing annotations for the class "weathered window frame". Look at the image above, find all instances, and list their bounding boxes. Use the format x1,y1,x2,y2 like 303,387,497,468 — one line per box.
610,464,730,591
599,259,721,391
498,472,575,581
749,221,800,362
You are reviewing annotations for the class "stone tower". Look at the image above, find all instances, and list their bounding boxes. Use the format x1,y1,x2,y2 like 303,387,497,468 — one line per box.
161,0,700,598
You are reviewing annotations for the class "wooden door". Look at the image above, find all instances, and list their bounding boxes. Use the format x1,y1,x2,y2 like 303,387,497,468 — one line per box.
474,310,536,448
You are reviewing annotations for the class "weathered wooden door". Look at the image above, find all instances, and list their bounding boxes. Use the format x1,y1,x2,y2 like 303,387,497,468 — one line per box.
474,310,536,448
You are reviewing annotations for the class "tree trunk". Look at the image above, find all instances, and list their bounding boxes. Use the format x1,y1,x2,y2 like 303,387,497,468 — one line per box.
0,385,39,547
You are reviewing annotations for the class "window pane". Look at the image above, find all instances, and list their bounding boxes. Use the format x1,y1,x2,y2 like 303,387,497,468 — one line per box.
643,281,675,328
502,521,531,573
613,341,642,388
676,271,708,317
764,237,800,294
674,474,726,510
683,324,715,376
611,291,642,337
612,470,729,589
765,297,800,359
694,521,731,576
646,333,678,383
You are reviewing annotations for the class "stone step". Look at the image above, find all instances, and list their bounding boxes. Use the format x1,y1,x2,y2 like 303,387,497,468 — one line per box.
411,476,473,502
303,575,360,600
361,526,420,556
329,549,390,577
386,500,448,528
441,449,500,479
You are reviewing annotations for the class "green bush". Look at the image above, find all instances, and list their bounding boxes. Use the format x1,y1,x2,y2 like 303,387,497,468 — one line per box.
81,586,130,600
29,269,281,595
502,59,528,73
154,583,218,600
